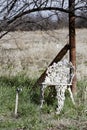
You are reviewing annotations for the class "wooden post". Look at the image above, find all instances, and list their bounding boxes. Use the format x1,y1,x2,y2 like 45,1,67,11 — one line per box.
69,0,76,93
34,44,69,87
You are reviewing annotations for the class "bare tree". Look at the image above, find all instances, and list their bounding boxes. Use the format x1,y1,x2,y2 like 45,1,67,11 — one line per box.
0,0,87,38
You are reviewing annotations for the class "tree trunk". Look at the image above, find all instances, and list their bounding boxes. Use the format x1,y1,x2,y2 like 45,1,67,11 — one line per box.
69,0,76,93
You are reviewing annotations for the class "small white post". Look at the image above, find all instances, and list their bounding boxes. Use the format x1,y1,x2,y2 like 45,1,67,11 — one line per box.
15,90,19,117
15,88,22,117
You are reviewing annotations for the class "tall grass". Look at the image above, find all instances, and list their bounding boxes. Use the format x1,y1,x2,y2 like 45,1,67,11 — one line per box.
0,75,87,130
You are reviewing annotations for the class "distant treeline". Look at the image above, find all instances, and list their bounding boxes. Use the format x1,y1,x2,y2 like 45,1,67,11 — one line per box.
1,13,87,31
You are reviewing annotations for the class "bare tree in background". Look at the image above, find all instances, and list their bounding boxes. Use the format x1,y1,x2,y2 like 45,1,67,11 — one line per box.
0,0,87,38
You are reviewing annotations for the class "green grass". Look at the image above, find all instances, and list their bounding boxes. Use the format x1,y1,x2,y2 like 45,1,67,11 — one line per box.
0,75,87,130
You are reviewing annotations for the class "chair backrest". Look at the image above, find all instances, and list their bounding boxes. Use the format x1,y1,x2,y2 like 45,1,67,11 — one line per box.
43,59,75,85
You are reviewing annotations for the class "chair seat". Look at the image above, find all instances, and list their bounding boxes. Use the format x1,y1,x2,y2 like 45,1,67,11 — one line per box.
42,82,72,86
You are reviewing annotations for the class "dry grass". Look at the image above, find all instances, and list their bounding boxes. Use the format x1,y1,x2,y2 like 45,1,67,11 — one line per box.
0,29,87,129
0,28,87,80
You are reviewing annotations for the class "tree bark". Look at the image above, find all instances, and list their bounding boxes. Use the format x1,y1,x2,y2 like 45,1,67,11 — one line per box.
69,0,76,93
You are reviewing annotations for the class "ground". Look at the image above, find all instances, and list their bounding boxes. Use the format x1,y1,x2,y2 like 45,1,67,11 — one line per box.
0,29,87,130
0,29,87,80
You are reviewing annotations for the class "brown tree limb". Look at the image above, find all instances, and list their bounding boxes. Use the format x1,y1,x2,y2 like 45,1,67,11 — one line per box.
34,44,70,87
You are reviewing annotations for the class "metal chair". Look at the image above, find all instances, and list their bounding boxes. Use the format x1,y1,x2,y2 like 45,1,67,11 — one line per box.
40,59,75,114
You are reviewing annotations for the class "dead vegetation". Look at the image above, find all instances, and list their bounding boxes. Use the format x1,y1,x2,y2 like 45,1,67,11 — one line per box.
0,29,87,80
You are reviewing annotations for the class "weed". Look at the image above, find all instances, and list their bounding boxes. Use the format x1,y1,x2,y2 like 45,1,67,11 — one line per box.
0,75,87,130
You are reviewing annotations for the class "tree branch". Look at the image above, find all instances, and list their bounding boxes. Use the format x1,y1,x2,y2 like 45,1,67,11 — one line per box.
7,7,69,24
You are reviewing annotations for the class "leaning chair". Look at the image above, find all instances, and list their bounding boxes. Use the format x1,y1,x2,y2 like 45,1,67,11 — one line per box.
40,59,75,114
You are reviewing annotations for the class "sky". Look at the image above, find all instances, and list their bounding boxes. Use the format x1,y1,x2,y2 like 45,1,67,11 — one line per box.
0,0,86,21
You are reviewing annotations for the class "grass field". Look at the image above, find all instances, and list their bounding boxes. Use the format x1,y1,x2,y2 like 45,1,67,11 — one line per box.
0,75,87,130
0,29,87,129
0,29,87,80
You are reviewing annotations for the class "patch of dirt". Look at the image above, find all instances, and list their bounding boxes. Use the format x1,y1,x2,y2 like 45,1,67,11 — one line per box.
47,120,87,130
